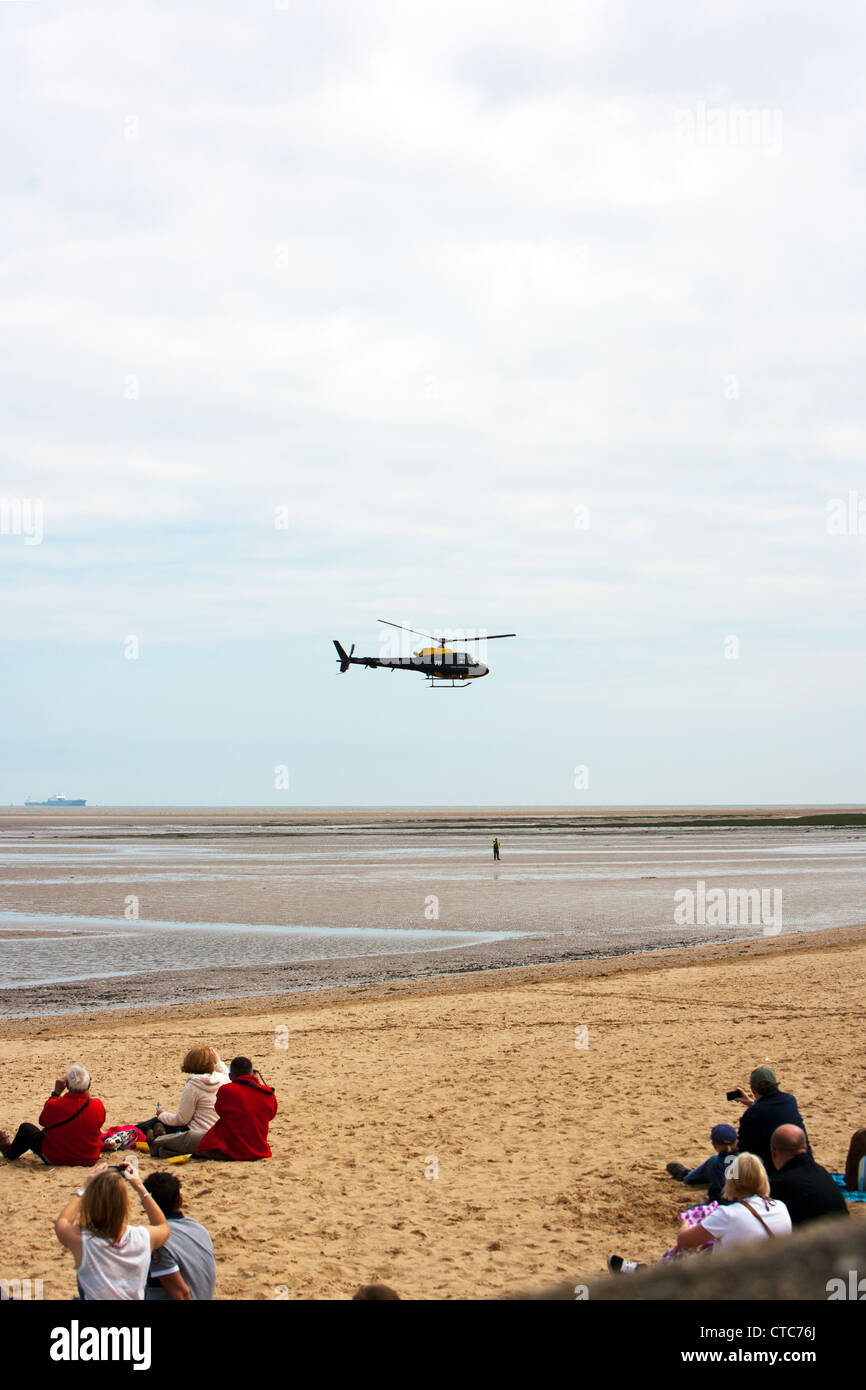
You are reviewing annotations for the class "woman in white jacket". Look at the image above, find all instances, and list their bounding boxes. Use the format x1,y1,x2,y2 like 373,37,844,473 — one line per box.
146,1047,229,1158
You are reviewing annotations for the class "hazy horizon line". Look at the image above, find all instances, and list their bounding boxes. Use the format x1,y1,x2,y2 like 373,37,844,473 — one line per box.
4,802,866,813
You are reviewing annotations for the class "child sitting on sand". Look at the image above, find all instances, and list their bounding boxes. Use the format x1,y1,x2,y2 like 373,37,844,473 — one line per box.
666,1124,739,1203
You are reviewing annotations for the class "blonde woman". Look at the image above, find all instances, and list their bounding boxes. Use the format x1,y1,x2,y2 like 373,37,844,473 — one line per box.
609,1153,791,1273
142,1046,229,1158
676,1152,792,1251
55,1162,170,1300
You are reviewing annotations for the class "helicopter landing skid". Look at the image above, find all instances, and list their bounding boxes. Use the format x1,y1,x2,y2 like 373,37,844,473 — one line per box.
427,678,471,688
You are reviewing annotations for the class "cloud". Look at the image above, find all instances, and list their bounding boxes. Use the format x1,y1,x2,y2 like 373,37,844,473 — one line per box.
2,1,866,799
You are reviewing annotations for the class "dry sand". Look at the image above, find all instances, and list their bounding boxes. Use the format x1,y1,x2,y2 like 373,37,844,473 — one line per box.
1,924,864,1300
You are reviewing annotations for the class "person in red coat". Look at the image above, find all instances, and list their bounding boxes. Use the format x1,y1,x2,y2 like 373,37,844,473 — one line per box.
1,1064,106,1166
195,1057,277,1161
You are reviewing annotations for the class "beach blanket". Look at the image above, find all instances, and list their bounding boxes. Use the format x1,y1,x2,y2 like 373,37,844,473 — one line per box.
832,1173,866,1203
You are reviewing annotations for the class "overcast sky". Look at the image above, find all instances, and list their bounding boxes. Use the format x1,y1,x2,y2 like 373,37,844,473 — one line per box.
2,1,865,805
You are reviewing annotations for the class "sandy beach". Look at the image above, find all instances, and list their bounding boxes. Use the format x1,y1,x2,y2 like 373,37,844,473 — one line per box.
2,923,864,1300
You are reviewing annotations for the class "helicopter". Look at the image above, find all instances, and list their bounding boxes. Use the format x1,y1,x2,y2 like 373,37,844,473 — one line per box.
333,619,516,688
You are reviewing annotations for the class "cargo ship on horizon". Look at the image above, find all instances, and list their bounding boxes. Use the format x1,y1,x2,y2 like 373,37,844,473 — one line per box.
24,793,87,807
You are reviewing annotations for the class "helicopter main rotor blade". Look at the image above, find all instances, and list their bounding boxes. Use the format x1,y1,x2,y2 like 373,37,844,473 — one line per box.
378,619,516,644
377,618,438,642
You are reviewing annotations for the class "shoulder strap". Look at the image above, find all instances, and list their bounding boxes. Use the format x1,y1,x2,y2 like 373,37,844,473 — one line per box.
43,1097,90,1130
739,1198,776,1237
233,1075,274,1095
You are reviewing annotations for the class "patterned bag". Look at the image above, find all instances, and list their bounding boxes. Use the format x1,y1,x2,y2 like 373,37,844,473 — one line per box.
100,1125,146,1151
659,1201,719,1262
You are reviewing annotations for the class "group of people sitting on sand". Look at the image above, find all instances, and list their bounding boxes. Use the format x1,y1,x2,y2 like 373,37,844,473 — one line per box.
0,1047,277,1167
0,1045,278,1300
609,1065,865,1272
5,1051,863,1298
139,1047,278,1161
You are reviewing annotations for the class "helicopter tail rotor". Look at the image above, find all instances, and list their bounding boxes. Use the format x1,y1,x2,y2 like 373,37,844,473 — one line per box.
333,640,354,673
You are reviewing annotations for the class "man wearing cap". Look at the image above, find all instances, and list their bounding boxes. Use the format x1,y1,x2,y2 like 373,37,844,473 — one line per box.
768,1124,848,1225
667,1124,739,1203
733,1066,810,1174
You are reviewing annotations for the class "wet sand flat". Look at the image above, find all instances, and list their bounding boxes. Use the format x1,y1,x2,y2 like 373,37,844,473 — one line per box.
2,807,866,1015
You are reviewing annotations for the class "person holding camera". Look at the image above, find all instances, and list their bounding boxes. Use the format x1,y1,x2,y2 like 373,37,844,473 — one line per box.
0,1063,106,1167
54,1161,170,1300
729,1066,810,1174
195,1056,278,1161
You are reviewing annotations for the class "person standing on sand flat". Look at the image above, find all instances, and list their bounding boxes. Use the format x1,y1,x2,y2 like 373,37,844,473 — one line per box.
492,837,500,861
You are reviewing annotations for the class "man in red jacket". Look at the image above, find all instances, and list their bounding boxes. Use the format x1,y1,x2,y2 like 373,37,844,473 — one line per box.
0,1064,106,1166
195,1056,277,1161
